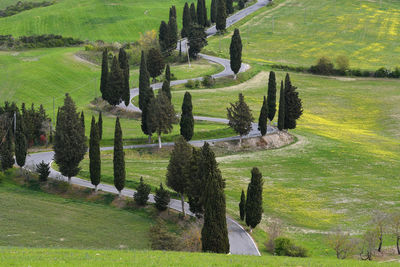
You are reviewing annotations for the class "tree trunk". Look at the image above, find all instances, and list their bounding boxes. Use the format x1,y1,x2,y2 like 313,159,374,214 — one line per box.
118,190,122,197
233,73,237,80
181,194,186,218
68,176,71,183
397,236,400,255
158,134,162,149
239,135,242,146
378,234,382,252
148,135,152,144
94,184,98,192
249,226,252,233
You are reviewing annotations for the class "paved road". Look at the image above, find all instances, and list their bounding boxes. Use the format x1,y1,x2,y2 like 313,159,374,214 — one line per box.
28,0,273,256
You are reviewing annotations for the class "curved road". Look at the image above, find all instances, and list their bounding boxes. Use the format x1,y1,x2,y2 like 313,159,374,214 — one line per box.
27,0,272,256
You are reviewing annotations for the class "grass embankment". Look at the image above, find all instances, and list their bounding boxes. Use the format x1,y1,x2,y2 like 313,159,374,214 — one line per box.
207,0,400,69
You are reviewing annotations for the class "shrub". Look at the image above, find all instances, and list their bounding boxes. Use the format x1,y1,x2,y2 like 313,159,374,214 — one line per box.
238,0,245,9
375,67,390,78
36,160,50,182
274,237,308,257
185,80,195,88
134,177,151,206
310,57,334,75
335,55,350,72
201,75,215,87
390,67,400,78
264,220,283,253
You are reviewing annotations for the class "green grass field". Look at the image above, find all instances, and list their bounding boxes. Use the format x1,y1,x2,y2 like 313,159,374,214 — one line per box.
207,0,400,69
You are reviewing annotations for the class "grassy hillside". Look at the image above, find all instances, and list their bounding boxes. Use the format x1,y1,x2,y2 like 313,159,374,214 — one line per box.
207,0,400,69
0,0,211,42
1,247,399,266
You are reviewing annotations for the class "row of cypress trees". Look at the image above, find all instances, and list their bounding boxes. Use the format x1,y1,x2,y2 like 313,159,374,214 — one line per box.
159,6,178,56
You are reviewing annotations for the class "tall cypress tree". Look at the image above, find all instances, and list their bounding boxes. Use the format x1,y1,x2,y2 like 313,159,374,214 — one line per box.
113,117,125,196
188,23,208,58
267,71,277,122
230,28,242,79
89,116,101,191
200,143,229,254
161,65,171,100
258,96,268,136
80,111,85,134
226,93,254,145
180,92,194,141
202,0,208,27
139,51,151,112
190,3,197,24
97,111,103,140
226,0,233,14
107,56,124,106
1,128,14,171
216,0,227,32
210,0,217,23
169,5,177,19
147,48,165,82
15,112,27,167
245,167,263,231
159,21,170,55
100,49,109,101
239,189,246,221
277,81,285,131
168,16,178,52
54,94,87,183
284,73,303,130
119,48,130,106
187,147,203,217
181,3,191,38
197,0,205,26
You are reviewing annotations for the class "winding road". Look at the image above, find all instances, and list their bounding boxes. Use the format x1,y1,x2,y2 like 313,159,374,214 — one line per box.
26,0,272,256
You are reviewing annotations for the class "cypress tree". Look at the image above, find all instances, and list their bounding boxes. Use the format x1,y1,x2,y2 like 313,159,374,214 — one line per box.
226,93,254,145
118,48,130,106
168,16,178,52
54,94,87,183
258,96,268,136
97,111,103,140
267,71,277,122
142,90,155,143
80,111,85,134
15,112,27,168
216,0,227,32
154,183,171,211
169,5,177,19
100,49,109,101
284,73,303,130
181,3,191,38
245,167,264,231
113,117,125,196
89,116,101,192
139,51,151,112
166,136,192,217
239,189,246,221
188,24,208,58
107,56,124,106
134,177,151,206
210,0,217,23
190,3,197,24
165,64,171,81
197,0,205,26
1,128,14,171
226,0,233,14
277,81,285,131
202,0,208,27
147,48,165,82
201,143,230,254
161,65,171,100
230,28,242,79
159,21,170,55
180,92,194,141
187,147,203,217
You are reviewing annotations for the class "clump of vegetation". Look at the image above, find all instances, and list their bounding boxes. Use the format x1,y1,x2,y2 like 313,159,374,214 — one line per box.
201,75,215,87
36,160,50,182
274,237,308,257
149,219,180,250
0,34,83,50
0,1,54,18
185,79,200,89
134,177,151,206
154,183,171,211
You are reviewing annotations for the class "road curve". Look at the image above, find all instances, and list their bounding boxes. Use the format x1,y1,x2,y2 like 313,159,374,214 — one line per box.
27,0,273,256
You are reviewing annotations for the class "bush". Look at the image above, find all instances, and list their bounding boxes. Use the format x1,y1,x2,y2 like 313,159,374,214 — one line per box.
310,57,334,75
134,177,151,206
238,0,245,9
375,67,390,78
185,80,196,88
201,75,215,87
335,55,350,72
0,1,54,18
274,237,308,257
154,183,170,211
36,160,50,182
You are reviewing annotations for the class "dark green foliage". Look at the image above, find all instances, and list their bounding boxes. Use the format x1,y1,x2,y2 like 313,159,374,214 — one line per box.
168,16,178,52
89,116,101,190
20,103,49,146
187,147,203,217
226,0,233,14
100,49,109,100
216,0,227,32
107,56,124,106
15,112,27,167
113,117,125,194
310,57,334,75
245,167,263,230
267,71,277,122
0,1,53,18
226,93,254,144
181,3,191,38
258,96,268,136
0,128,14,171
200,143,229,254
165,64,171,81
284,74,303,130
190,3,197,24
161,66,172,100
54,94,87,181
147,48,165,82
202,0,208,27
134,177,151,205
166,136,192,216
118,48,130,106
188,24,207,58
80,111,85,134
229,28,242,77
277,81,285,131
210,0,217,23
159,21,169,55
197,0,207,27
138,51,151,111
36,160,50,182
274,237,308,257
97,111,103,140
180,92,194,141
0,34,83,49
154,183,171,211
239,189,246,221
238,0,245,9
169,5,177,19
141,89,155,141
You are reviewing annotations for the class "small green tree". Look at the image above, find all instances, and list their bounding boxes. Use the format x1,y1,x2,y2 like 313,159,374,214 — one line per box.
277,81,285,131
107,56,124,106
227,93,254,145
36,160,50,182
267,71,277,123
147,48,165,82
181,2,191,38
284,74,303,130
118,48,130,106
161,65,171,100
239,189,246,221
258,96,268,136
97,111,103,140
15,112,27,167
134,177,151,205
188,24,207,58
80,111,85,133
154,183,171,211
180,92,194,141
159,21,170,55
216,0,226,32
245,167,264,232
230,28,242,79
113,117,125,196
89,116,101,192
1,128,14,171
100,49,109,101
